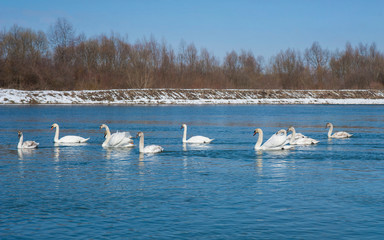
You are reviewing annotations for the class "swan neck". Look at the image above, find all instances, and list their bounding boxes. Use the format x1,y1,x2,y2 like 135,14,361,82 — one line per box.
18,134,23,148
290,128,296,144
139,135,144,152
255,131,263,149
102,129,111,147
54,126,59,142
105,126,111,137
182,126,187,142
328,125,333,138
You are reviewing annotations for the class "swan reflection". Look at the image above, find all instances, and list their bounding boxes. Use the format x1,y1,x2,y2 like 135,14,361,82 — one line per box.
54,146,60,162
138,153,145,168
265,150,291,157
104,147,133,160
254,150,263,173
182,143,212,151
54,142,88,147
17,148,35,160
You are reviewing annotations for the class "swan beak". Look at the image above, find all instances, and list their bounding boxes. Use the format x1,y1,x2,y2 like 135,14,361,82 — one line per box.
180,126,183,129
18,131,21,137
253,131,257,136
50,126,53,130
103,132,106,138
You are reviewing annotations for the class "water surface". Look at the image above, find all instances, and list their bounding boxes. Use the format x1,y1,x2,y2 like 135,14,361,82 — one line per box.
1,105,384,239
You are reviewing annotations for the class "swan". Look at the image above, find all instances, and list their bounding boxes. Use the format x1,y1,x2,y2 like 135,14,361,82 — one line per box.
136,131,164,153
287,126,319,145
326,123,352,139
253,128,293,150
181,124,213,143
17,131,39,149
51,123,90,143
100,124,134,148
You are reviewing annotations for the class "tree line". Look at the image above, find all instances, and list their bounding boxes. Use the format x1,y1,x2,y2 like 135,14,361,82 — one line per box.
1,18,384,90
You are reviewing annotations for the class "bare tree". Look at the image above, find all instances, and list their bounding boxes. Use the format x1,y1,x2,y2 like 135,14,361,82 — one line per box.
48,17,76,48
304,42,330,88
2,20,384,90
272,48,306,89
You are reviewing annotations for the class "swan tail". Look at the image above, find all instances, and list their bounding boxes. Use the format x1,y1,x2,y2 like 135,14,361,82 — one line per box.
80,138,90,143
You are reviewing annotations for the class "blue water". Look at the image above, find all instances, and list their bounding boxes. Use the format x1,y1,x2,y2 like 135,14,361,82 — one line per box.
1,105,384,239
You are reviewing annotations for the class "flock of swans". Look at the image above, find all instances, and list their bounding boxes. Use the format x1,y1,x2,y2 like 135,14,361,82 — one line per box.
17,122,352,153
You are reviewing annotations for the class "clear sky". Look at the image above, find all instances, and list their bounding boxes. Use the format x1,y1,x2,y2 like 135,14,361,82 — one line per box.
1,0,384,60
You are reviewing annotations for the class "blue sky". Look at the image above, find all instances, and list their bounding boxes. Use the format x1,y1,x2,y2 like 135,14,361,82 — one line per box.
1,0,384,60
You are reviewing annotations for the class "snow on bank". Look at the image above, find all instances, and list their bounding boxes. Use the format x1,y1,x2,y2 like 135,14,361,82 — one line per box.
1,88,384,105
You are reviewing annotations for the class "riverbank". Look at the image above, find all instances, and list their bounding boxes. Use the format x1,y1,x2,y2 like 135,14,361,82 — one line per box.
1,88,384,104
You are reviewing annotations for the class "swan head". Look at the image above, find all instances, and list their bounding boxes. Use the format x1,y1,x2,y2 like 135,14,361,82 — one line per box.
136,131,144,138
325,122,332,128
18,131,22,138
276,129,287,135
181,124,187,129
100,124,107,129
253,128,262,136
287,126,294,132
51,123,58,130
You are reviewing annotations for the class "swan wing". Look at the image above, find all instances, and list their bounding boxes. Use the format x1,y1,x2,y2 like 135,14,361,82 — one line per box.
108,132,133,147
186,136,213,143
143,145,164,153
22,141,39,149
262,132,287,149
59,135,89,143
115,138,134,147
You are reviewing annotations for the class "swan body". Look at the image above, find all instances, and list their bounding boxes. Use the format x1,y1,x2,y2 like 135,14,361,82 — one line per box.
287,132,306,141
100,124,134,148
253,128,293,150
17,131,39,149
51,123,89,143
285,131,306,145
326,123,352,139
181,124,213,143
136,132,163,153
287,126,319,145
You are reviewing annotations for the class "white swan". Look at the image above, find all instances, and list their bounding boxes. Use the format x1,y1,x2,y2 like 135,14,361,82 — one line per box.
287,126,319,145
181,124,213,143
326,123,352,139
17,131,39,149
100,124,134,148
253,128,293,150
51,123,90,143
136,131,164,153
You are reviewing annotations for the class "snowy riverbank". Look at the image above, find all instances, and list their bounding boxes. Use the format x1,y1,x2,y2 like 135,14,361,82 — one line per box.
1,88,384,104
